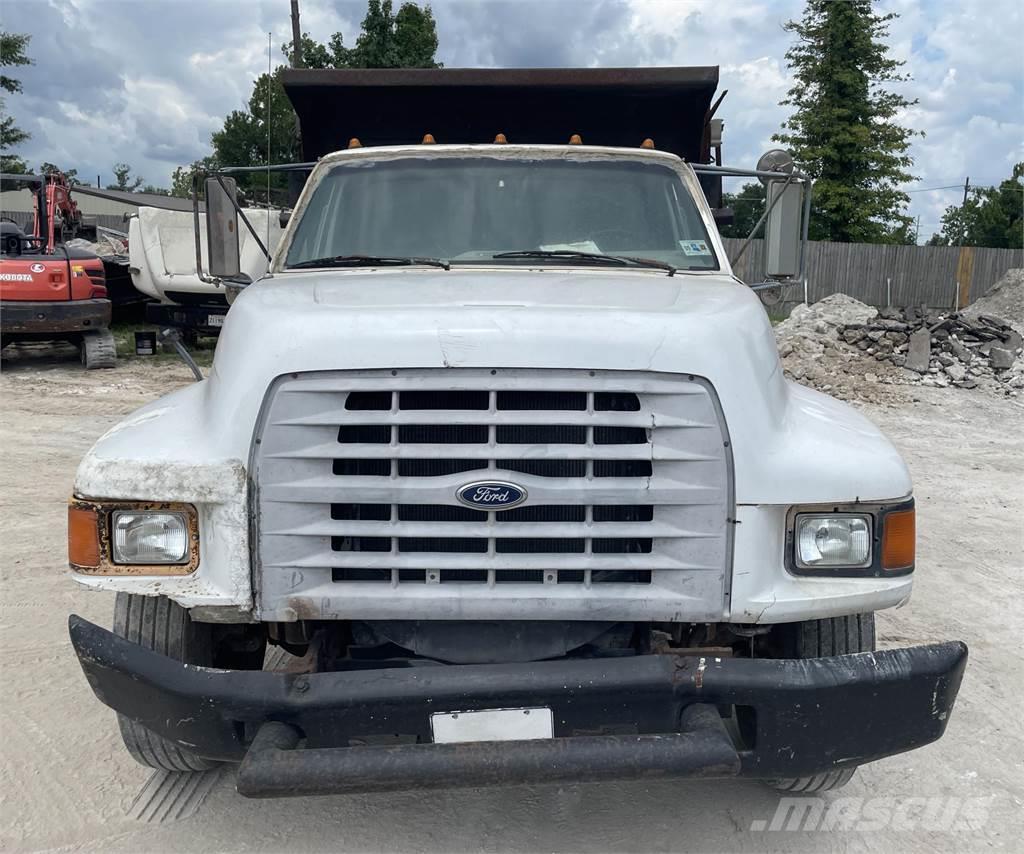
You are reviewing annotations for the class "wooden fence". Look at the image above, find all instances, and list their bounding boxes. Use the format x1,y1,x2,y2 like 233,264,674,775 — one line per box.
722,237,1023,311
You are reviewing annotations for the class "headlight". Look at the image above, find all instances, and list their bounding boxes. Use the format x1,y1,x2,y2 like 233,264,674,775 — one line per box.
112,510,190,565
795,513,872,569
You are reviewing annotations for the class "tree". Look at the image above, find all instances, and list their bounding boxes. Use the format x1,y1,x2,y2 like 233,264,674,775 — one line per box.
141,184,170,195
281,33,334,69
928,165,1024,249
284,1,441,70
1,31,31,174
170,156,218,199
718,182,766,239
209,70,302,203
774,1,919,244
106,163,144,192
39,162,80,184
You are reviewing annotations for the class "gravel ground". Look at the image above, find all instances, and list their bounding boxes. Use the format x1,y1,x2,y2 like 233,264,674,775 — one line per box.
1,346,1022,853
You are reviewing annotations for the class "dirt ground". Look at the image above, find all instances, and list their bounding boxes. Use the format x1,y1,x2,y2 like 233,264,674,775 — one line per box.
1,346,1022,853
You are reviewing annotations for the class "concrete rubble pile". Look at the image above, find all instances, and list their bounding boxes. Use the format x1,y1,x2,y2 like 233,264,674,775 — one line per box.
774,269,1024,404
837,307,1023,391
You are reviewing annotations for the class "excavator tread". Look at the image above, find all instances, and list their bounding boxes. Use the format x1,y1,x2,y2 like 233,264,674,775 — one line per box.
81,328,117,370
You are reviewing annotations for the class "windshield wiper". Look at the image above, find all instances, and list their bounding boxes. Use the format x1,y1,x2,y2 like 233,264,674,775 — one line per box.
287,255,450,270
492,250,675,276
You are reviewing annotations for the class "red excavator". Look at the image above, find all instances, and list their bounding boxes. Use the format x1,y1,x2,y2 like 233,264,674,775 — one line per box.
0,170,116,368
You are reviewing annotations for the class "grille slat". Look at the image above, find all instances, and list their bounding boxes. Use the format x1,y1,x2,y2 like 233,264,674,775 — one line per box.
275,410,705,428
266,520,704,539
283,552,713,570
269,442,710,461
256,369,730,622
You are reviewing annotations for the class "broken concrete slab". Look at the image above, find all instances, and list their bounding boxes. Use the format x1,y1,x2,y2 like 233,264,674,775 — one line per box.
989,347,1015,370
905,328,932,373
948,338,972,363
944,362,967,382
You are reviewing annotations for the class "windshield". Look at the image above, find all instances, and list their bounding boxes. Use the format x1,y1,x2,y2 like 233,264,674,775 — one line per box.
284,156,719,271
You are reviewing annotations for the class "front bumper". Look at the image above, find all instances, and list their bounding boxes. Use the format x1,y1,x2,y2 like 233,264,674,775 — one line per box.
1,298,110,335
69,615,966,798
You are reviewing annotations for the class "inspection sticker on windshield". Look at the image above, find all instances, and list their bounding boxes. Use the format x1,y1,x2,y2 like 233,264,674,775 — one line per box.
679,240,711,256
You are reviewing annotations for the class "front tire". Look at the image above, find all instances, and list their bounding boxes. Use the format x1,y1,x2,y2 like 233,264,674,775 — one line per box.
112,593,218,771
767,613,876,793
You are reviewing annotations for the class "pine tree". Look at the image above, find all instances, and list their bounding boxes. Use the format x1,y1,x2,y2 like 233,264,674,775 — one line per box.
774,1,918,243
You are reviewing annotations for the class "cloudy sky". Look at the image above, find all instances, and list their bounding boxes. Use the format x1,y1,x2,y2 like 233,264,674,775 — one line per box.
6,0,1023,240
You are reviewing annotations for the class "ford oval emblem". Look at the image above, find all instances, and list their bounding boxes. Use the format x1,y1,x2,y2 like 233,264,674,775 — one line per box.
456,480,527,511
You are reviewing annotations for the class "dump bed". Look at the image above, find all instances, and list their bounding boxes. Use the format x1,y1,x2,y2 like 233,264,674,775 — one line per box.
280,67,724,207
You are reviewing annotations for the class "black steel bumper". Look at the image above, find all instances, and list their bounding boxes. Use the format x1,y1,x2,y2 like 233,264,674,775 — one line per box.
69,615,967,798
1,299,110,335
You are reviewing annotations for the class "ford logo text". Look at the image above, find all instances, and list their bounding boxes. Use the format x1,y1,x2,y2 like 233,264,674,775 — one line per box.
456,480,527,510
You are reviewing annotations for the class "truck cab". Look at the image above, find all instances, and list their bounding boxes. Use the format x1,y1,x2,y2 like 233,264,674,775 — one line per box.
67,69,966,798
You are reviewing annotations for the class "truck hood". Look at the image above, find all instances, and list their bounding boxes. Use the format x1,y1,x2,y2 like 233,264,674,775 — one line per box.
81,268,911,507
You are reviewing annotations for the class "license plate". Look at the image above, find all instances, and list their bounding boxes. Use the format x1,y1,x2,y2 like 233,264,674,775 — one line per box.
207,314,225,327
431,707,553,744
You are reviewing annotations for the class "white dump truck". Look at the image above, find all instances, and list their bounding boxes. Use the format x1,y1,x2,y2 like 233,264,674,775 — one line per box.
130,206,283,334
68,68,965,798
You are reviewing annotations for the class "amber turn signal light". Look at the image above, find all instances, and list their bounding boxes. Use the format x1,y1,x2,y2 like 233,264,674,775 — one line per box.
68,505,101,568
881,507,915,571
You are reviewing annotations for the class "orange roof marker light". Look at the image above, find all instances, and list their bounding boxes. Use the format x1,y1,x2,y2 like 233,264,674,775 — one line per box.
493,133,508,144
640,138,656,149
568,134,583,145
422,133,436,144
347,138,362,149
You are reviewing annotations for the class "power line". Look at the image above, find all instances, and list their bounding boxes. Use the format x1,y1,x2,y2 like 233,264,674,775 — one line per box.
905,184,964,193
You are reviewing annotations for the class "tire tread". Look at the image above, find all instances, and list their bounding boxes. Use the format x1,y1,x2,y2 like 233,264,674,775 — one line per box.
768,613,875,794
113,593,217,772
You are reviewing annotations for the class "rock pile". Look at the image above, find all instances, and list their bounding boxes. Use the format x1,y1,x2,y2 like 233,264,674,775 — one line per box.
837,308,1023,391
773,269,1024,404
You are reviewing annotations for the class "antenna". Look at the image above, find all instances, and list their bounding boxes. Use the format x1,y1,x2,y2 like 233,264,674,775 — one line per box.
267,31,272,251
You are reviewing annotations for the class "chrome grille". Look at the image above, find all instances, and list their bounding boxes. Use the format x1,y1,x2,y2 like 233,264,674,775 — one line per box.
253,369,732,622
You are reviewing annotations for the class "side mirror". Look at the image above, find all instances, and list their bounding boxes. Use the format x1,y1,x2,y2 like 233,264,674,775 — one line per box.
205,176,241,278
279,209,291,229
763,180,803,278
713,207,735,229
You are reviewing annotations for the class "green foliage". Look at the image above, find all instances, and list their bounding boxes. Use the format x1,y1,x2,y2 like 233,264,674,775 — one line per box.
281,33,334,69
39,162,80,183
774,1,919,243
199,1,441,203
209,70,301,203
106,163,144,192
1,31,31,168
345,0,441,69
141,184,170,195
0,31,31,94
170,156,218,199
928,164,1024,249
718,182,766,239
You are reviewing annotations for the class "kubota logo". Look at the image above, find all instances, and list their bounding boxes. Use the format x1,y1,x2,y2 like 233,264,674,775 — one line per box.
30,263,46,273
0,273,33,282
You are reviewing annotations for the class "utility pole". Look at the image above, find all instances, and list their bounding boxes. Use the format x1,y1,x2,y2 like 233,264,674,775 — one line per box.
290,0,303,68
287,0,305,209
956,177,970,247
953,177,970,311
914,214,920,244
